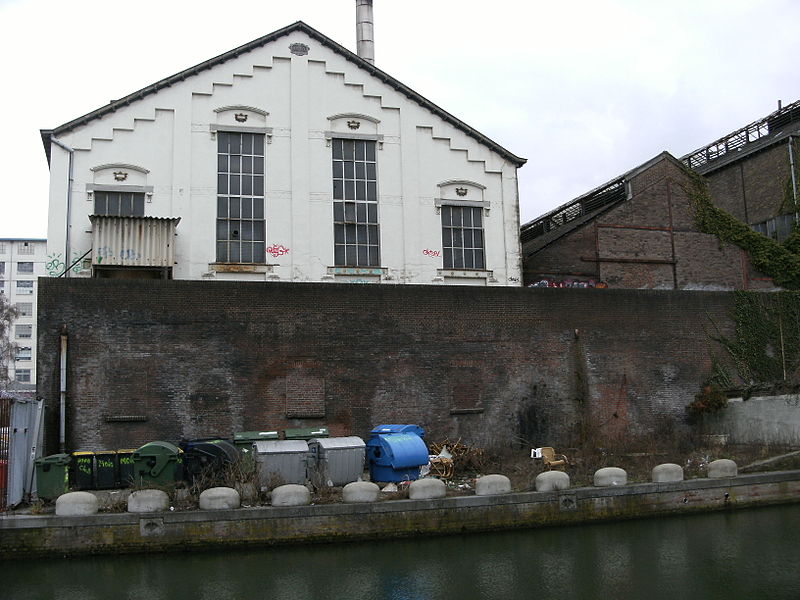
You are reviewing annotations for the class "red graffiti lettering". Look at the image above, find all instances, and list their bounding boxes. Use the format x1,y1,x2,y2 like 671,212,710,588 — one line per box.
423,249,441,257
267,244,290,258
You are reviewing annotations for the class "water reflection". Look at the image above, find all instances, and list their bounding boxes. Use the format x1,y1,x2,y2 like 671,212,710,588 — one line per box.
2,504,799,600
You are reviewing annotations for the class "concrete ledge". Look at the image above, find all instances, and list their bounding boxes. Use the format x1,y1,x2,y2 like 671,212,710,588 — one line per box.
2,470,800,558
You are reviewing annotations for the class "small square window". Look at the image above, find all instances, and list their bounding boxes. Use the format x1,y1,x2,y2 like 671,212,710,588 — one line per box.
16,281,34,294
14,369,31,383
17,302,33,317
17,242,34,255
0,262,5,275
16,347,31,361
16,324,32,339
17,262,33,273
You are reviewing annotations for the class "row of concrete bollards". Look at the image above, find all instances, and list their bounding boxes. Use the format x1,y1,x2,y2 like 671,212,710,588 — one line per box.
52,460,739,516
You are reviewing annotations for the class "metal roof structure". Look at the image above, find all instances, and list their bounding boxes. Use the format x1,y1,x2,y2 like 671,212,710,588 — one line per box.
681,98,800,173
40,21,526,168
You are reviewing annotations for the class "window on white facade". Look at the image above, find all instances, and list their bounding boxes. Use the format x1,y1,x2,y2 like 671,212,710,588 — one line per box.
16,324,32,338
216,132,266,263
14,369,31,383
0,262,4,275
0,281,4,294
93,191,145,217
16,347,31,361
17,302,33,317
332,139,379,266
17,242,34,255
17,281,33,294
16,281,34,295
441,206,485,269
17,262,33,273
0,243,6,254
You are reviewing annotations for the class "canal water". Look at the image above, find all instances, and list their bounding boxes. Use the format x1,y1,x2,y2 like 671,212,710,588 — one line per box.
3,504,798,600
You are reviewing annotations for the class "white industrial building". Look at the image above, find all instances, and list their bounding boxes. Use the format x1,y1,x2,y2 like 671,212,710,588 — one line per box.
41,17,526,286
0,238,47,387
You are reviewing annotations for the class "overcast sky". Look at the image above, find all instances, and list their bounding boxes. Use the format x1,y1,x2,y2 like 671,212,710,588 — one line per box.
1,0,798,239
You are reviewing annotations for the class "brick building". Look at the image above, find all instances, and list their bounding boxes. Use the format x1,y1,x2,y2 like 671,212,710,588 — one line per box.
522,99,800,289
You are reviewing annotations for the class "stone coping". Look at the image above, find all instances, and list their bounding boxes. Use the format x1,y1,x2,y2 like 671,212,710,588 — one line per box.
2,469,797,531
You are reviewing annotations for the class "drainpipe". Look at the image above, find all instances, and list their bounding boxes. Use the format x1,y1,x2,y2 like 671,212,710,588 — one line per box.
50,136,75,277
59,325,68,453
789,135,798,224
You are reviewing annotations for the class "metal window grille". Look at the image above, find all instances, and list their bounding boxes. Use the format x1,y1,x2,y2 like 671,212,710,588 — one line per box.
93,191,145,217
216,132,266,263
332,139,380,267
442,206,485,269
752,214,797,243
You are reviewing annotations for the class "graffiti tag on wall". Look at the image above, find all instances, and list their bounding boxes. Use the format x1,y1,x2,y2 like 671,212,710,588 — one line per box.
46,252,88,277
423,249,441,257
528,278,608,289
267,244,290,258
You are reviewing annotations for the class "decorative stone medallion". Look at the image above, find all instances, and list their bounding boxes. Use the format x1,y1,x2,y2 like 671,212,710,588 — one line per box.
289,43,310,56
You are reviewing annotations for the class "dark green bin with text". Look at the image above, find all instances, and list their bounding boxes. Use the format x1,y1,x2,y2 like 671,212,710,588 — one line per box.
95,451,118,489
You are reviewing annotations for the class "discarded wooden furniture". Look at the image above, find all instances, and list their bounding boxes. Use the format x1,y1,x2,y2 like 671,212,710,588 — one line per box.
541,447,569,470
428,456,454,479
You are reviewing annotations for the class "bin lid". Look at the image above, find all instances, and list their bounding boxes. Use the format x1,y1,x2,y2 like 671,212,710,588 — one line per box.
368,433,428,469
134,441,183,456
309,436,365,451
284,427,329,440
235,430,280,442
369,424,425,438
253,440,309,454
72,451,95,456
36,453,72,465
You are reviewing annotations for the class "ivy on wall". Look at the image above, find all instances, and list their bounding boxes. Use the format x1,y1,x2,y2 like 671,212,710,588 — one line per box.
684,170,800,289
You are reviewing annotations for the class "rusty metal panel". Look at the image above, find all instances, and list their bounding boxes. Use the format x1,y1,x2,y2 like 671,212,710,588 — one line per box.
90,216,180,267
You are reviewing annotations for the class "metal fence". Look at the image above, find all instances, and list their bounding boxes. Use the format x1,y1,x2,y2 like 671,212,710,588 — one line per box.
0,392,43,510
0,395,10,510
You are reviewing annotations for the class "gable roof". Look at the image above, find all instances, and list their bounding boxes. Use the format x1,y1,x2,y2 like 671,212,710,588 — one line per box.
520,152,686,255
41,21,526,168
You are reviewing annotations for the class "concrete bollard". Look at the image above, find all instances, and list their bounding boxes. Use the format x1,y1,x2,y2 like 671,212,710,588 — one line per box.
271,484,311,507
55,491,99,516
708,459,737,478
199,487,240,510
535,470,570,492
475,474,511,496
127,489,170,513
343,481,380,503
409,478,446,500
594,467,627,487
651,463,684,483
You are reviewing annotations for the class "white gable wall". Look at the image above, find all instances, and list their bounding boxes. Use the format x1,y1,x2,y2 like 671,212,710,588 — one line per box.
46,29,522,285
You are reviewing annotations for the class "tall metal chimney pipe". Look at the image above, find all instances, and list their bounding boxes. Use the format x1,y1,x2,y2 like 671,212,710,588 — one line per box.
356,0,375,64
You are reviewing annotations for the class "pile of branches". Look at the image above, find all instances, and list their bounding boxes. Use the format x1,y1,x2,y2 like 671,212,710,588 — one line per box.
429,438,485,474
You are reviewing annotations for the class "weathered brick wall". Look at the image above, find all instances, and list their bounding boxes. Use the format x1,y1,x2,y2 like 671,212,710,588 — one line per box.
36,278,738,454
523,156,773,290
705,143,792,225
